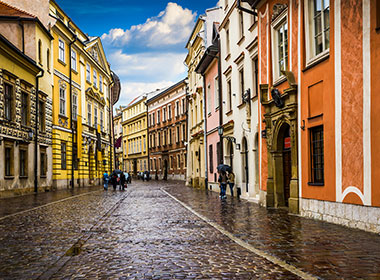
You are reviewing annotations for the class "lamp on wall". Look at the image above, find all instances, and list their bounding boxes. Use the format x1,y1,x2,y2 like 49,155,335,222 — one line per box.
28,129,34,141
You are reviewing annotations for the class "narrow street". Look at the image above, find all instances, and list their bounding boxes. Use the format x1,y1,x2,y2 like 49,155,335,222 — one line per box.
0,181,379,279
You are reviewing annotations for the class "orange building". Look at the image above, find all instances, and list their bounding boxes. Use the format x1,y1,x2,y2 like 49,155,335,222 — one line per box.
246,0,380,233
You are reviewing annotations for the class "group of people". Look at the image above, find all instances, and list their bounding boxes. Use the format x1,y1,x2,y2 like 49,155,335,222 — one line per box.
218,170,235,199
103,171,128,191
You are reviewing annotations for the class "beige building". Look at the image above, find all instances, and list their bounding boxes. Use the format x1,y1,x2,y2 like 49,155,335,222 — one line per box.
122,95,148,175
113,107,123,169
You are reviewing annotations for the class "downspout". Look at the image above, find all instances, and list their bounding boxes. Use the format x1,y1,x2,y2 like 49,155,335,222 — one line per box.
34,70,44,193
69,34,77,189
202,75,208,190
109,80,114,173
18,19,25,54
217,37,224,165
145,99,150,173
237,0,258,16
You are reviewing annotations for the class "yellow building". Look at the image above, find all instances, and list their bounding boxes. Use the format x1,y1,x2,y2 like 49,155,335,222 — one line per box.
50,1,114,188
185,18,206,188
0,2,53,196
122,95,148,175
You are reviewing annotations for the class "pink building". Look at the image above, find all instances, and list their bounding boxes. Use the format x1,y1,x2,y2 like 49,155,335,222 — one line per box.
196,26,222,187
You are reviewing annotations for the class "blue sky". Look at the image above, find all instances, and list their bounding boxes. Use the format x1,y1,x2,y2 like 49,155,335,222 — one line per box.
55,0,220,106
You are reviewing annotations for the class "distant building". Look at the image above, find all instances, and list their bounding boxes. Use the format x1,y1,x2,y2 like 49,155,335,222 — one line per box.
122,95,148,175
113,107,123,170
147,80,188,181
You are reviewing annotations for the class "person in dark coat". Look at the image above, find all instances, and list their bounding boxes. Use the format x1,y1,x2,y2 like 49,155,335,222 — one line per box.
120,172,126,190
111,172,118,190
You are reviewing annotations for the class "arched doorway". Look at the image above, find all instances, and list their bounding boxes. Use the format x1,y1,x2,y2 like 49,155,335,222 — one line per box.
241,137,249,193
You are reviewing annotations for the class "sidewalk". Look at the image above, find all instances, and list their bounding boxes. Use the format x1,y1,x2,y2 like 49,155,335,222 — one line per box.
164,181,380,279
0,186,101,218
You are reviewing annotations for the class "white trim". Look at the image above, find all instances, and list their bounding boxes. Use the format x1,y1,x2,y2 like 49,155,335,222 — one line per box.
271,9,288,84
335,0,342,202
52,125,72,133
341,186,365,204
298,0,302,198
54,69,81,90
363,0,371,206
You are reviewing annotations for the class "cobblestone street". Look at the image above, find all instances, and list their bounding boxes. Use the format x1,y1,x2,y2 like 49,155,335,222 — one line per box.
0,181,380,279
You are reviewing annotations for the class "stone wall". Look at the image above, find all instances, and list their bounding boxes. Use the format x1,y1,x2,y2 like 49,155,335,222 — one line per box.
300,198,380,234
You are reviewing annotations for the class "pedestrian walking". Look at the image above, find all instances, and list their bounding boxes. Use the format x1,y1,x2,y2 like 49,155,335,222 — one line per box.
120,172,126,190
227,171,235,197
111,172,118,190
103,171,109,190
218,170,228,199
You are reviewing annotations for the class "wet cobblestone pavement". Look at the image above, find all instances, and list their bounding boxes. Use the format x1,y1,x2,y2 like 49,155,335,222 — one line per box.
0,181,379,279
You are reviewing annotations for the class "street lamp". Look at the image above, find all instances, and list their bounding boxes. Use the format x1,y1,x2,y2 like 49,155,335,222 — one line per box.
28,129,34,141
218,126,223,136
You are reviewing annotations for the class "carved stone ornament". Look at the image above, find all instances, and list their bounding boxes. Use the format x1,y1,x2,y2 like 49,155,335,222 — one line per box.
272,3,288,22
271,88,284,108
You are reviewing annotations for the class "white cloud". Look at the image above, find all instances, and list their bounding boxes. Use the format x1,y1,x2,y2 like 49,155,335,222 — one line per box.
101,2,196,48
108,50,187,83
115,81,174,108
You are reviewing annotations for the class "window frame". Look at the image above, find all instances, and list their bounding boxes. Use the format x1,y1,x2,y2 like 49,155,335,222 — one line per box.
61,142,67,170
214,76,219,110
39,100,46,131
72,94,77,121
21,91,29,126
93,69,97,88
304,0,330,66
4,143,14,177
58,38,65,62
309,125,324,185
86,63,91,82
19,147,28,178
4,83,13,121
271,9,288,84
59,87,66,116
71,49,77,71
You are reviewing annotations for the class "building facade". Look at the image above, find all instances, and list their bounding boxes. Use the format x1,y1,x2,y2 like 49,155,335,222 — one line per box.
50,1,114,188
122,95,148,175
148,80,187,181
218,0,260,200
0,2,53,197
185,7,222,188
113,107,123,170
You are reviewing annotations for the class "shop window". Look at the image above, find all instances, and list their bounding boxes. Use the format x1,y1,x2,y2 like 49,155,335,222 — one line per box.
5,143,14,177
40,148,47,176
310,126,324,185
19,147,28,177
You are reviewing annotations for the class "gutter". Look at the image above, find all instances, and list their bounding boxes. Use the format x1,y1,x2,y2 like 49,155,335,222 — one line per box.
34,70,44,193
237,0,258,16
109,79,115,173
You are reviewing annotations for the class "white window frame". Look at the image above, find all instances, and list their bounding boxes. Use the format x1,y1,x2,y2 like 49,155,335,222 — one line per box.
100,110,104,131
99,75,103,92
72,94,77,120
93,69,97,88
59,39,65,62
271,9,288,84
94,106,98,127
86,63,91,82
88,103,92,126
59,87,66,116
214,76,219,110
304,0,330,66
71,50,77,71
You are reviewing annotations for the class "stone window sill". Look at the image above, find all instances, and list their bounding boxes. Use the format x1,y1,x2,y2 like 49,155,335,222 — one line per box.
308,182,324,187
4,176,14,180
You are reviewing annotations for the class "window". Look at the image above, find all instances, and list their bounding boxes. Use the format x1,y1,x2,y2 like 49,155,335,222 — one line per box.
182,124,186,141
217,141,222,164
310,126,324,184
377,0,380,30
71,50,77,71
143,136,146,152
227,79,232,111
47,49,50,71
4,83,13,121
164,130,167,146
239,11,244,38
169,128,172,145
175,101,179,117
40,148,47,176
93,69,97,87
99,75,103,92
5,144,13,176
157,110,160,124
163,107,166,122
38,40,42,65
61,142,67,170
39,101,45,131
59,39,65,62
158,132,161,146
272,15,288,81
252,57,259,98
94,106,98,127
100,110,104,131
88,103,92,126
306,0,330,60
182,98,186,115
209,144,213,173
207,83,212,114
168,105,172,120
86,63,91,81
73,143,78,170
226,28,230,54
176,126,180,143
21,92,28,126
177,155,181,169
59,87,66,116
239,67,245,103
214,76,219,110
18,148,27,178
72,94,77,121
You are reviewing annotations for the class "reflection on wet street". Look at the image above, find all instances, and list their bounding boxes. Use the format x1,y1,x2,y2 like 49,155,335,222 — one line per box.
0,180,379,279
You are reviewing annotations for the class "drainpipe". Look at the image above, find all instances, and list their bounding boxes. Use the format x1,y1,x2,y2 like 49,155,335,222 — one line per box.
202,75,208,190
34,70,44,193
237,0,258,16
69,35,77,189
109,80,114,174
145,98,150,173
217,37,224,165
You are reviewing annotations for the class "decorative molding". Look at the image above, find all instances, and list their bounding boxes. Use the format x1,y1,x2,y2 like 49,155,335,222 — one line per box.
271,4,288,22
